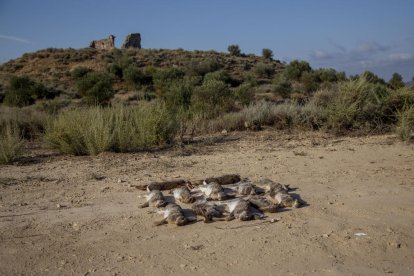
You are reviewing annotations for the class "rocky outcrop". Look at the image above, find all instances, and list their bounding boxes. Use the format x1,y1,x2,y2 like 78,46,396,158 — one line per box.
89,35,115,50
122,33,141,49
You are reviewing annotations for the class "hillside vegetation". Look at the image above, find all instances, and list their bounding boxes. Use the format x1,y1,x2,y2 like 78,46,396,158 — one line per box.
0,46,413,162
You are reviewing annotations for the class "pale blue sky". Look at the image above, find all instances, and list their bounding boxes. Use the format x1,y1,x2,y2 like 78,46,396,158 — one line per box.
0,0,413,81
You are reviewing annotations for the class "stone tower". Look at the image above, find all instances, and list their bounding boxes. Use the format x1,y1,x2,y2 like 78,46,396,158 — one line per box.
89,35,115,50
122,33,141,49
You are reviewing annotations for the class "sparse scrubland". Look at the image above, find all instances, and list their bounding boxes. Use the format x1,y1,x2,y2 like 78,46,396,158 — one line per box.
0,46,413,161
1,47,414,276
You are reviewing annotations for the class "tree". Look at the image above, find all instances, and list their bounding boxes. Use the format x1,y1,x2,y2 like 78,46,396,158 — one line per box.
283,60,312,81
361,71,386,85
388,73,405,90
262,48,273,60
227,44,241,56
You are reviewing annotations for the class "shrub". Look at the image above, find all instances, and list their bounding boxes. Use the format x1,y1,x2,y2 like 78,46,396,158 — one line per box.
106,63,123,78
4,76,35,107
4,76,57,107
228,44,241,56
112,103,178,152
262,48,273,60
360,71,386,85
161,77,196,110
0,107,49,139
314,68,346,83
206,100,300,132
0,123,24,164
70,67,90,79
192,79,232,118
283,60,312,81
383,87,414,122
395,106,414,141
76,72,114,105
254,63,275,79
152,68,185,95
300,71,319,93
273,77,293,98
123,65,145,87
235,83,255,106
326,79,390,131
388,73,405,90
203,70,231,83
45,103,178,155
184,60,221,76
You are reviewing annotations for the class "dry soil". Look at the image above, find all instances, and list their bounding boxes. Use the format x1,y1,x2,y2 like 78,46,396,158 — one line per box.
0,130,413,275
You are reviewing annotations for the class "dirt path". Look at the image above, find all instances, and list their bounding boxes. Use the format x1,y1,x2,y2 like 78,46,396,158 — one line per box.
1,131,413,275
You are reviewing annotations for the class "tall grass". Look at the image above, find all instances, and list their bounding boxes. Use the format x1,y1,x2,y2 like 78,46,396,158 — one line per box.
204,100,321,132
45,102,178,155
395,106,414,141
0,106,50,139
325,79,390,131
0,123,24,164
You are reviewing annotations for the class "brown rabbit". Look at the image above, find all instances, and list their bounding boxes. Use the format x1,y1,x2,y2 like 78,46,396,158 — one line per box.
199,181,235,201
192,200,225,223
265,182,300,208
223,198,264,221
171,186,196,204
248,195,279,213
154,203,188,226
236,181,256,195
140,190,167,208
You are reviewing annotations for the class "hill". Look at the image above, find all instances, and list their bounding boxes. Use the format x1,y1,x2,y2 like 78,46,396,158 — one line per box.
0,47,284,102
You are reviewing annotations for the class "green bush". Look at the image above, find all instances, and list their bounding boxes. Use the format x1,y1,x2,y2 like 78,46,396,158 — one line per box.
70,67,90,79
184,60,220,76
0,107,49,139
112,103,178,152
273,76,293,98
283,60,312,81
383,87,414,122
123,65,146,88
0,123,24,164
360,71,386,85
106,63,123,79
76,72,114,105
4,76,58,107
300,71,319,93
254,63,275,79
203,70,231,84
161,77,196,110
228,44,241,56
235,83,255,106
314,68,346,83
45,103,178,155
262,48,273,60
395,106,414,141
388,73,405,90
206,100,300,132
326,79,390,131
152,68,185,95
192,79,232,118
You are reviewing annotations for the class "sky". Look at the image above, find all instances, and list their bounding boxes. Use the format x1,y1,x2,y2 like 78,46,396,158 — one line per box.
0,0,413,81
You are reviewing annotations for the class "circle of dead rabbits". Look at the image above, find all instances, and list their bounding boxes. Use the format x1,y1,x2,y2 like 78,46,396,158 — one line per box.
139,174,304,226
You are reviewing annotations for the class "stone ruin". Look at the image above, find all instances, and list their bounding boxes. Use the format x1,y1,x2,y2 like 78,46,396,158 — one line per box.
122,33,141,49
89,33,141,50
89,35,115,50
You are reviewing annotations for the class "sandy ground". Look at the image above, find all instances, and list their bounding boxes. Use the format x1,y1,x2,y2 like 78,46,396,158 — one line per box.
0,130,413,276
